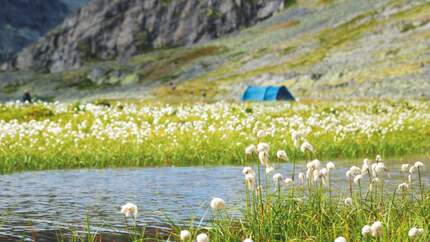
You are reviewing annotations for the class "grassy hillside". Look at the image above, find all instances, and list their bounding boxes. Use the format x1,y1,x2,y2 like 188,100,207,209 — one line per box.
0,0,428,102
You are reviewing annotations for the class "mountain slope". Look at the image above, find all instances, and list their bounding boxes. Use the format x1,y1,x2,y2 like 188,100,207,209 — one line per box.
10,0,286,73
0,0,88,63
0,0,429,101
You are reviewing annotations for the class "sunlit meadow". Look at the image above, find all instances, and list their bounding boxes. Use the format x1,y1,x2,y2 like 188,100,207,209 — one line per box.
172,145,430,242
91,134,430,242
0,100,429,173
1,100,429,241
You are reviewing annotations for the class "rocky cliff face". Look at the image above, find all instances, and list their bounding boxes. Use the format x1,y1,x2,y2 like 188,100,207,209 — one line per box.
0,0,88,63
2,0,425,101
11,0,286,72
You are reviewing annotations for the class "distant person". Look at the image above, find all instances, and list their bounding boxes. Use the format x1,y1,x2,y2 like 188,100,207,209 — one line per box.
22,91,32,103
170,82,176,91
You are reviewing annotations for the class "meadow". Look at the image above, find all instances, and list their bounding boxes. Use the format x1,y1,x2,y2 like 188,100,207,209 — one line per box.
0,100,429,241
68,136,430,242
0,99,429,173
169,149,430,242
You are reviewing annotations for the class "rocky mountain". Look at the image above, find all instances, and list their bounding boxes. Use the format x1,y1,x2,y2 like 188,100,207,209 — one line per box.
0,0,88,63
0,0,428,101
9,0,287,73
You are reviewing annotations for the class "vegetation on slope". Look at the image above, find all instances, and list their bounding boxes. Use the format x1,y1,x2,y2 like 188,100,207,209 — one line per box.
0,0,428,101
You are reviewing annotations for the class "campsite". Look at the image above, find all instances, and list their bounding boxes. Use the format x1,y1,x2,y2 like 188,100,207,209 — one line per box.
0,0,429,241
242,86,295,101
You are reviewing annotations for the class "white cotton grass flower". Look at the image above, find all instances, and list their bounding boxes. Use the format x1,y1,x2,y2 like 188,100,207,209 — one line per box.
334,236,347,242
245,173,256,190
398,182,409,191
344,197,353,206
307,159,321,169
258,151,269,166
349,166,361,175
300,140,314,153
363,158,369,165
180,230,192,241
414,161,425,169
346,170,352,178
291,130,302,142
196,233,209,242
326,162,335,171
276,150,288,161
319,168,328,176
374,163,386,174
312,159,321,168
298,172,305,184
401,164,409,172
408,227,424,238
353,175,363,184
319,169,329,186
242,167,254,175
361,225,371,236
372,177,381,184
284,178,293,186
370,221,383,237
376,155,382,163
243,238,254,242
409,165,417,174
245,145,257,155
257,130,266,138
257,142,270,153
313,169,320,182
265,166,275,174
361,163,369,175
347,166,361,178
306,168,313,179
371,163,378,176
210,198,226,210
120,202,138,218
273,173,284,183
361,159,370,174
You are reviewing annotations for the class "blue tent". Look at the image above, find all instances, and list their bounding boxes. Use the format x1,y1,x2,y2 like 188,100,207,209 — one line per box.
242,86,295,101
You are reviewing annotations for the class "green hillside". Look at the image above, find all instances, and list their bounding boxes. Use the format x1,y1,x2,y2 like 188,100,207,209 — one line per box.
0,0,428,102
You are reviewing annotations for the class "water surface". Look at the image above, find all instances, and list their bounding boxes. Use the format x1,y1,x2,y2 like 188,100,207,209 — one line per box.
0,159,428,241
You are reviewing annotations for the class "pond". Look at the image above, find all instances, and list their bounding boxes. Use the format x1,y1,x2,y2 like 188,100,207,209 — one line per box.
0,159,428,241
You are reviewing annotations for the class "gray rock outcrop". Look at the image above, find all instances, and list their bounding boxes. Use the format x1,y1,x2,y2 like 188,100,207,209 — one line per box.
11,0,286,72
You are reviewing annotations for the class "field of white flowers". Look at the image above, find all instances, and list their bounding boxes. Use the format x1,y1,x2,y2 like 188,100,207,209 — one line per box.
0,100,429,241
169,145,429,242
0,100,429,173
107,139,429,242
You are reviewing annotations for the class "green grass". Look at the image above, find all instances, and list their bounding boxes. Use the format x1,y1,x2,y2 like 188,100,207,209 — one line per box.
0,100,429,173
192,157,430,241
2,82,25,94
1,100,429,241
54,143,430,242
0,104,54,121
